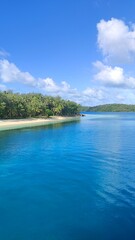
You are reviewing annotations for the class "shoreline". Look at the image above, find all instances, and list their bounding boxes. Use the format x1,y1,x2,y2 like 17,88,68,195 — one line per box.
0,116,80,132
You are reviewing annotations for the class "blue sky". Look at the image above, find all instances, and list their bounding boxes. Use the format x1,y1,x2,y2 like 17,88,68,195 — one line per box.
0,0,135,105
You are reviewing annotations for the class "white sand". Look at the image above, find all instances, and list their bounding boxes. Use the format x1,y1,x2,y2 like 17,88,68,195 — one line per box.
0,116,80,131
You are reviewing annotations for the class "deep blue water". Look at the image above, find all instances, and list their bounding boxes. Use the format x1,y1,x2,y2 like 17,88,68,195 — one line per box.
0,113,135,240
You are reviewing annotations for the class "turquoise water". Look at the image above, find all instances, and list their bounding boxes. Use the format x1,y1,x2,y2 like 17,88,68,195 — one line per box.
0,113,135,240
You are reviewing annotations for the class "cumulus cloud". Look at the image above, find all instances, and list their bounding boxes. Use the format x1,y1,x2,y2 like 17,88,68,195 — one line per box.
94,61,135,88
93,17,135,105
2,18,135,107
38,77,77,96
71,87,135,106
0,59,36,85
77,87,105,105
94,61,125,86
97,18,135,63
1,59,135,105
0,59,77,98
1,58,135,105
83,87,104,99
38,78,59,93
0,59,106,105
80,87,135,105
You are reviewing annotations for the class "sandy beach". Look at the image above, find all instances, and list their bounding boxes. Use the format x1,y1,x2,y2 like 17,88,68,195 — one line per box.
0,116,80,131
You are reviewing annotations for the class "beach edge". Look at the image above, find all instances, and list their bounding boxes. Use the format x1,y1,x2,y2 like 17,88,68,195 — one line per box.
0,116,80,131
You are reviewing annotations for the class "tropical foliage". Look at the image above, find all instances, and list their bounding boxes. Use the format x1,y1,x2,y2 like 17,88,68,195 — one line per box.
0,91,80,119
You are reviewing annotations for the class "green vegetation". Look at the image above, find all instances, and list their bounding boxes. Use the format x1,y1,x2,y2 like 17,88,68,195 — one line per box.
81,104,135,112
0,91,80,119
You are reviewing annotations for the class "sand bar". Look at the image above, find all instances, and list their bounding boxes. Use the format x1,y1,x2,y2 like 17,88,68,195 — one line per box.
0,116,80,131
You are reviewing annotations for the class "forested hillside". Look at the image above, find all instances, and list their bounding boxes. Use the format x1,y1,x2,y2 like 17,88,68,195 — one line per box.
0,91,80,119
81,104,135,112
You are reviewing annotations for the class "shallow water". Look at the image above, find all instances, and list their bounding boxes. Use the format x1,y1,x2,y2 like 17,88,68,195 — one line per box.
0,113,135,240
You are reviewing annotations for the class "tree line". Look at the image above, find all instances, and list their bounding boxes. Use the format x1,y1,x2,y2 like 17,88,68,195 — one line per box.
80,104,135,112
0,91,80,119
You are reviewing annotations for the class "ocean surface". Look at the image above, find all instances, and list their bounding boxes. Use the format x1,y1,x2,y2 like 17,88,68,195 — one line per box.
0,113,135,240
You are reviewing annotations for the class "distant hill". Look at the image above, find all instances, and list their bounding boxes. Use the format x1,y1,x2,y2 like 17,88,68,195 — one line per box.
81,104,135,112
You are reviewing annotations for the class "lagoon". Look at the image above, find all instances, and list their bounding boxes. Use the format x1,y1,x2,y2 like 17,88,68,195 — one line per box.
0,113,135,240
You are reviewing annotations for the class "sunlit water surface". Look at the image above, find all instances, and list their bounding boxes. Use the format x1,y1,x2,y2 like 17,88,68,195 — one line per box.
0,113,135,240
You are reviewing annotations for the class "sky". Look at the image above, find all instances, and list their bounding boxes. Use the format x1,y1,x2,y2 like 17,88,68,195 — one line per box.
0,0,135,105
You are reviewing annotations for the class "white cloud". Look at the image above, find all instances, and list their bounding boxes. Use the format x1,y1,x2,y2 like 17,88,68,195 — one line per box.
97,18,135,63
77,87,105,105
38,78,77,96
70,87,135,106
0,59,36,85
94,61,135,88
83,87,104,99
79,87,135,106
1,59,135,106
0,59,105,105
0,59,77,98
93,18,135,104
38,78,59,93
94,61,125,86
1,39,135,106
114,89,135,103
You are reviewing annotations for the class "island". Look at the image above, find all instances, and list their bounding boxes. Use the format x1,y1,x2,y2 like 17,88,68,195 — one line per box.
0,91,81,131
81,104,135,112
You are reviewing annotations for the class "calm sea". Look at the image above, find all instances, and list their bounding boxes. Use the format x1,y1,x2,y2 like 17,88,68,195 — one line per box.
0,113,135,240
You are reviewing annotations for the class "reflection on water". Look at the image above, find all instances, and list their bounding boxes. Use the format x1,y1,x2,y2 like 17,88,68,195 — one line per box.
0,113,135,239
